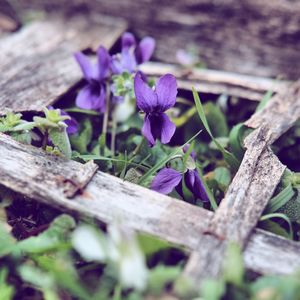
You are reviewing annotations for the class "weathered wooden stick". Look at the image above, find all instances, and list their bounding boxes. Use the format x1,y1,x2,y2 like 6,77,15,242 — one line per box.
140,62,289,101
182,80,300,285
0,15,126,114
0,133,299,276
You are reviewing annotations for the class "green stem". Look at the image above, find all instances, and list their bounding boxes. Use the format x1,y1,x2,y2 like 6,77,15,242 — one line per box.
101,83,111,149
42,130,48,150
110,110,117,157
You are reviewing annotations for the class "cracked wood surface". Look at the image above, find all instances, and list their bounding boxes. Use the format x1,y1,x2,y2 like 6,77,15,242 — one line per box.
140,62,289,101
182,80,300,285
0,133,299,277
15,0,300,79
0,15,126,114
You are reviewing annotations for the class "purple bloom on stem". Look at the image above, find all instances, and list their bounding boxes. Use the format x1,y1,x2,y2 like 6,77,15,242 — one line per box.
134,72,177,147
60,111,79,135
74,46,110,112
48,106,79,135
151,145,209,202
111,32,155,74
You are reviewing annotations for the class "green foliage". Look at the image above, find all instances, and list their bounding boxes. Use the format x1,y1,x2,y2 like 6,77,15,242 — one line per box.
192,88,240,171
70,118,93,153
0,268,15,300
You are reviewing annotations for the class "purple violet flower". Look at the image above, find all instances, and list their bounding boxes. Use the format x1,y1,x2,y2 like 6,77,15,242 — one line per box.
134,72,177,147
74,46,111,112
48,106,79,135
60,111,79,135
111,32,155,74
151,145,209,202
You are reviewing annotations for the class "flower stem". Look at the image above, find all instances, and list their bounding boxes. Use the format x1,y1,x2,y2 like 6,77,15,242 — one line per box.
101,83,111,150
110,110,117,157
42,130,48,150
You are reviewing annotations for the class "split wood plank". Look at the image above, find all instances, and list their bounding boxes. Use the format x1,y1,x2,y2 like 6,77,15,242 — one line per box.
0,14,126,114
20,0,300,79
0,133,299,276
140,62,289,101
182,80,300,286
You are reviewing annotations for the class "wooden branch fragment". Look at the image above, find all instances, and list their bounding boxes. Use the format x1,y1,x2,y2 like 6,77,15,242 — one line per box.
182,80,300,286
183,146,285,284
245,80,300,144
140,62,289,101
18,0,300,79
0,15,126,114
61,160,99,198
0,133,299,276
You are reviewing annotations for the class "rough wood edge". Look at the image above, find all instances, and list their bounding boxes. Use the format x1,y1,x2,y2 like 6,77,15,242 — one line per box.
182,79,300,286
140,62,290,101
0,133,299,278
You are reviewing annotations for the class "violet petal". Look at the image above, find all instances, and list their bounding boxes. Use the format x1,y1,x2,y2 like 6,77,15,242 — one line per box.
134,73,158,113
97,46,110,80
74,52,97,81
135,37,155,64
185,169,209,202
142,114,155,147
160,113,176,144
151,167,182,194
120,49,137,73
155,74,178,112
76,84,105,112
122,32,136,50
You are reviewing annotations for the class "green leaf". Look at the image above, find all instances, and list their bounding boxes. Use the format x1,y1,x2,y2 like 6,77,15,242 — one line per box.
0,268,14,300
223,243,244,286
201,279,225,300
48,127,72,158
69,118,92,153
172,106,197,127
260,213,293,239
192,88,240,171
0,222,16,258
64,107,100,116
147,265,181,295
266,183,295,213
204,102,229,137
137,234,171,256
259,220,291,239
17,214,75,254
214,167,231,191
229,123,248,161
255,89,273,112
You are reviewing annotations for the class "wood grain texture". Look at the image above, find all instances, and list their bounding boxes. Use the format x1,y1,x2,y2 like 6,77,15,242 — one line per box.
0,15,126,114
140,62,289,101
182,80,300,286
0,133,299,277
13,0,300,79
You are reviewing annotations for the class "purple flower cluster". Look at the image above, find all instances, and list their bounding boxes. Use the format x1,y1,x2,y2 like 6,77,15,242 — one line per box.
134,72,177,147
111,32,155,74
74,32,155,113
151,145,209,202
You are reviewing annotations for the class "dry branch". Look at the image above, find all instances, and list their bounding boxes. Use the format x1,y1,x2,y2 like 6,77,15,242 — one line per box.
0,133,299,277
182,80,300,286
140,62,289,101
0,15,126,114
15,0,300,79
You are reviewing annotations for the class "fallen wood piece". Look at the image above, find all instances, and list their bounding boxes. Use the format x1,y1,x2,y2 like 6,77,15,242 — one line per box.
0,133,299,276
0,15,126,114
140,62,289,101
182,79,300,286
